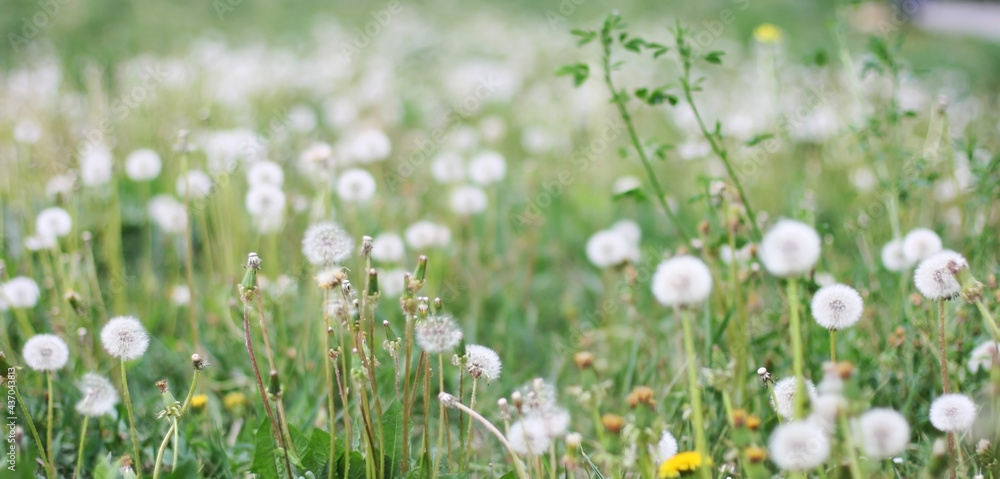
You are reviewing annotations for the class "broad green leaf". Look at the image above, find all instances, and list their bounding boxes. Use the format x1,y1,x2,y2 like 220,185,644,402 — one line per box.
250,419,279,479
302,428,332,473
381,401,404,477
555,64,590,87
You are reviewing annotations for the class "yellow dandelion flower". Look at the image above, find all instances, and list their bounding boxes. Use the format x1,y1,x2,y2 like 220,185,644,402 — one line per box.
753,23,783,44
224,391,247,411
190,394,208,410
658,451,708,478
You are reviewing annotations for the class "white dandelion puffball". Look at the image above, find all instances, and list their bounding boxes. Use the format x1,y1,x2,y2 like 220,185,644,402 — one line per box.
612,175,642,195
415,315,463,353
536,407,571,438
13,118,42,144
465,344,502,382
148,195,188,234
371,233,405,262
585,230,633,268
36,207,73,238
247,160,284,187
3,276,41,308
508,418,551,456
810,284,864,330
245,184,286,217
651,255,713,307
654,431,679,464
769,421,830,471
929,394,977,432
344,128,391,164
124,148,162,181
431,151,466,184
856,408,910,459
450,185,488,216
772,377,818,420
287,105,317,133
967,341,1000,372
176,170,213,198
302,222,354,266
336,168,377,203
611,219,641,245
24,234,57,252
880,239,913,272
902,228,942,263
379,269,408,298
760,219,822,277
46,174,76,200
255,212,284,233
75,373,119,417
80,143,113,187
22,334,70,371
405,221,451,250
913,250,968,300
468,150,506,185
100,316,150,360
170,285,191,306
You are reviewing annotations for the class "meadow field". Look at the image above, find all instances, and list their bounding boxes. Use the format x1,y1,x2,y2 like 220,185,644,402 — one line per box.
2,0,1000,478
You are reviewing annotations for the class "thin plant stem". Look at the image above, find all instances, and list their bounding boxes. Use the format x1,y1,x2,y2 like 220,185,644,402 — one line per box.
434,354,446,478
678,306,710,479
787,278,808,419
14,381,55,479
727,221,749,405
242,299,290,477
973,299,1000,342
179,370,200,416
75,415,89,479
333,350,352,479
152,421,176,479
46,372,56,475
937,299,956,462
424,354,432,476
121,359,143,478
400,314,415,473
180,151,198,351
439,393,528,479
324,291,337,479
830,330,837,363
463,377,479,468
837,413,864,479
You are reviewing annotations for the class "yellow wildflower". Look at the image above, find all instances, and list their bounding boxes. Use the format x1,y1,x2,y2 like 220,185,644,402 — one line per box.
658,451,707,478
190,394,208,410
223,391,247,411
753,23,783,44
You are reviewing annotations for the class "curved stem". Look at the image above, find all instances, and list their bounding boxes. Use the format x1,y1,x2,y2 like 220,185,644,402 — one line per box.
440,394,529,479
121,359,143,477
152,421,176,479
75,415,89,479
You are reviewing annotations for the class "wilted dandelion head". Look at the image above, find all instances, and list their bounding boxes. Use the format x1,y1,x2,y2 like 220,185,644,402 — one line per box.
464,344,502,382
415,315,463,353
336,168,377,203
585,229,633,268
75,373,119,417
760,219,821,277
36,207,73,239
22,334,69,371
967,341,1000,373
902,228,942,263
449,185,488,217
176,170,213,198
772,377,818,420
3,276,41,309
856,408,910,459
810,284,863,330
508,418,550,456
654,430,679,464
651,255,713,307
124,148,163,181
100,316,150,360
913,250,968,300
302,222,353,267
247,160,284,187
768,421,830,471
880,239,913,272
929,393,977,432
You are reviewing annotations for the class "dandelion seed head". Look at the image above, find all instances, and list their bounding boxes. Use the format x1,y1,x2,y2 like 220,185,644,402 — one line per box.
343,128,391,164
612,175,642,195
170,285,191,306
967,341,1000,373
768,421,830,471
880,239,913,272
415,315,463,353
100,316,150,360
22,334,69,371
772,377,818,420
336,168,377,203
449,185,488,217
378,269,408,298
913,250,968,300
760,219,821,277
80,143,113,187
176,170,213,199
902,228,942,263
856,408,910,459
431,151,465,184
75,373,119,417
651,255,713,307
929,393,977,432
611,219,641,245
654,430,679,464
465,344,502,382
508,418,550,456
45,174,76,200
124,148,162,181
245,184,286,217
405,221,451,250
36,207,72,239
810,284,863,330
302,222,353,266
3,276,41,309
586,230,634,268
371,233,405,263
246,160,284,187
468,150,506,185
148,195,188,234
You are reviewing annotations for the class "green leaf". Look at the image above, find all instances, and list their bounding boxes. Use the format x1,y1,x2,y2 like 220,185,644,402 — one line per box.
634,88,649,100
812,49,828,66
613,186,647,202
624,37,647,53
556,63,590,87
704,50,725,64
498,473,518,479
93,453,122,479
745,133,774,146
251,419,280,479
570,29,597,46
381,401,404,477
301,428,332,473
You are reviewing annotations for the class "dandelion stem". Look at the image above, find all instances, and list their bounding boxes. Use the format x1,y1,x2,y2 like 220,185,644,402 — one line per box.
830,330,837,363
463,377,479,469
242,297,290,477
434,353,446,478
45,371,56,476
13,379,55,479
439,393,529,479
678,306,710,479
74,415,89,479
121,358,143,477
323,291,337,479
787,278,807,420
837,412,864,479
152,421,176,479
973,299,1000,343
936,299,956,462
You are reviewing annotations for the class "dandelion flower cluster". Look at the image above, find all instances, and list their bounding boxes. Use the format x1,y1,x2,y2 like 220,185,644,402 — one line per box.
302,222,354,266
929,394,977,432
913,250,967,300
760,219,821,277
651,255,713,307
771,377,818,420
508,419,550,456
415,315,463,353
810,284,864,330
902,228,942,263
100,316,150,360
768,421,830,471
855,408,910,459
464,344,502,382
75,373,119,417
508,378,571,456
22,334,70,371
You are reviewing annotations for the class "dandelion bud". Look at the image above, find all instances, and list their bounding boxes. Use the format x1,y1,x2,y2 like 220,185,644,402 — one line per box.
64,289,84,315
511,391,523,411
414,255,428,282
746,415,762,431
498,398,510,419
757,367,773,385
601,414,624,434
191,354,210,371
241,252,261,294
360,235,373,258
573,352,594,369
626,386,655,408
433,297,442,312
156,380,169,394
368,269,379,297
976,439,991,455
268,370,281,397
745,446,767,463
732,409,747,428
